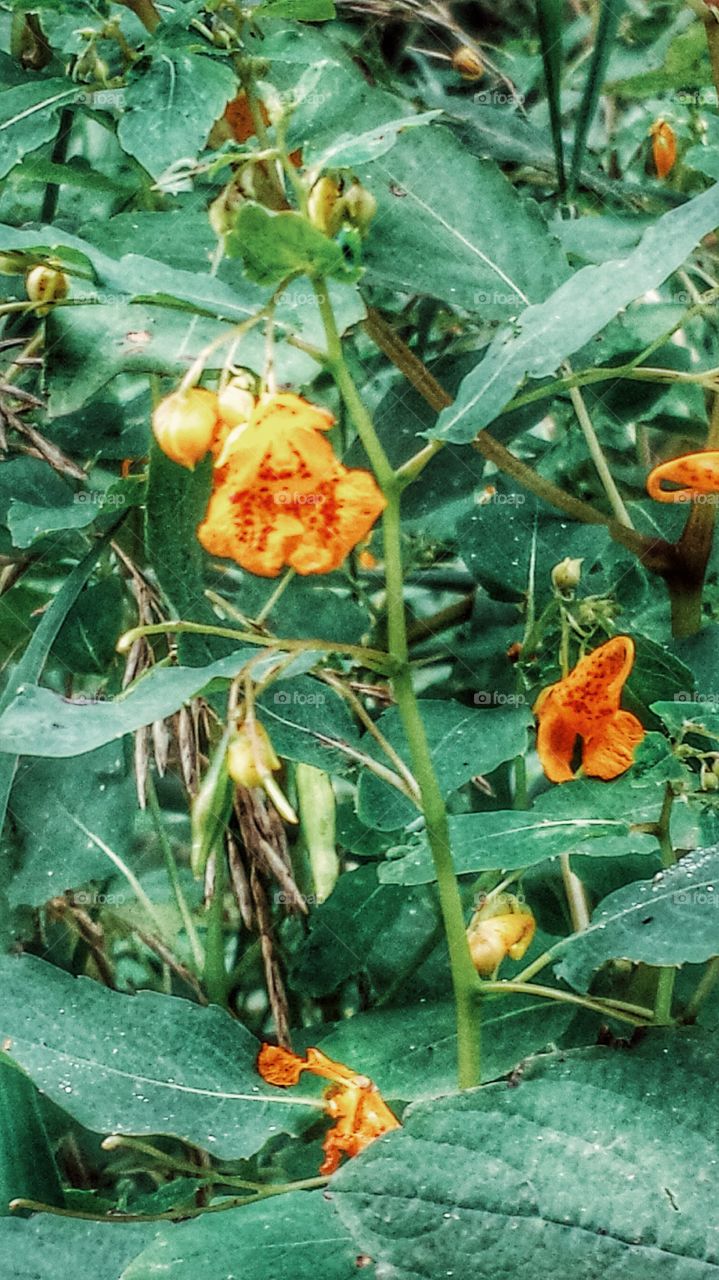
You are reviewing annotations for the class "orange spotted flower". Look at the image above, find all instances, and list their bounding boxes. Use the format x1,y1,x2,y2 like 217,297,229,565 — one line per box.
257,1044,400,1175
198,392,385,577
533,636,644,784
647,451,719,503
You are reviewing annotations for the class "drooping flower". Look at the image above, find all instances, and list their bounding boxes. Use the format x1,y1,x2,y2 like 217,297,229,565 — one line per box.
467,893,535,976
533,636,644,783
649,119,677,180
257,1044,400,1175
646,451,719,503
198,392,386,578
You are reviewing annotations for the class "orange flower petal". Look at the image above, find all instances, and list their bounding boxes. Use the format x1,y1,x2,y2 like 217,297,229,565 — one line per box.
647,451,719,503
534,690,578,783
534,637,643,783
257,1044,400,1175
257,1044,307,1086
650,119,676,180
582,709,645,781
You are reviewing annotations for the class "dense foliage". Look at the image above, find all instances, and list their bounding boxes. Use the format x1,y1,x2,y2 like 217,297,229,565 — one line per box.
1,1,719,1276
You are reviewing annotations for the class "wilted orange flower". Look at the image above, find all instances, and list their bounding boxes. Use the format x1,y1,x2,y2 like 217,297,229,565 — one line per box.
533,636,644,783
647,451,719,503
257,1044,400,1175
650,119,677,180
198,392,386,577
467,894,535,976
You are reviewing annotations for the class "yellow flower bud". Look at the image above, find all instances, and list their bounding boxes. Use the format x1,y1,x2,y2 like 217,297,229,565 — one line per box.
551,556,583,595
25,264,69,313
218,379,256,429
452,46,485,81
341,181,377,236
152,388,219,469
467,893,535,976
308,175,344,237
227,720,281,790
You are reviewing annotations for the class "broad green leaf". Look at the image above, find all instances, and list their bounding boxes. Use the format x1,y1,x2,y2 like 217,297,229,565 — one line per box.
309,110,441,169
259,675,360,775
0,78,77,180
457,481,614,601
433,182,719,443
255,0,336,15
52,578,125,675
6,744,135,908
357,701,531,830
358,127,567,316
0,534,113,835
380,802,659,886
117,53,236,179
121,1191,359,1280
228,205,351,285
316,999,573,1100
289,865,438,998
556,846,719,991
0,1057,64,1215
332,1031,719,1279
0,1216,156,1279
145,446,229,670
0,650,263,758
7,499,98,548
0,954,318,1159
651,699,719,743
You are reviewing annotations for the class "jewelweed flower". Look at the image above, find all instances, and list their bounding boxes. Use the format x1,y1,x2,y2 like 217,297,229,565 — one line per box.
646,451,719,503
198,393,386,577
467,894,535,976
650,119,677,180
533,636,644,783
257,1044,400,1175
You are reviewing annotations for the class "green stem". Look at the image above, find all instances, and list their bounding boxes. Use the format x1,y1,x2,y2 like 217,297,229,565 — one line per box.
118,619,395,676
204,853,228,1007
683,956,719,1023
479,980,654,1026
10,1177,327,1224
146,775,204,971
565,367,633,528
316,282,481,1088
654,786,677,1025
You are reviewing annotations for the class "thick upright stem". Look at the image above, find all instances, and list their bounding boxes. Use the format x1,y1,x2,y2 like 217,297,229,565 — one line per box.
654,787,677,1025
316,282,481,1088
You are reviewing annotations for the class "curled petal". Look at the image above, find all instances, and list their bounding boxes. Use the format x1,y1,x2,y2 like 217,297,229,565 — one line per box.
582,709,645,781
647,451,719,503
534,689,578,784
257,1044,306,1087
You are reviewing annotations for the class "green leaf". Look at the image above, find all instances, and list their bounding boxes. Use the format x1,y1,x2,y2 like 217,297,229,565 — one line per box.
7,744,135,907
358,127,567,316
535,0,566,192
380,798,660,886
570,0,626,190
0,534,114,836
332,1031,719,1278
259,676,360,775
309,110,441,169
117,53,236,179
0,1216,156,1279
121,1191,359,1280
52,578,125,674
433,183,719,443
6,499,98,548
651,699,719,743
555,847,719,991
357,701,531,831
0,78,77,181
255,0,336,16
0,954,317,1159
316,999,573,1100
228,205,352,285
0,650,260,758
0,1057,64,1216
